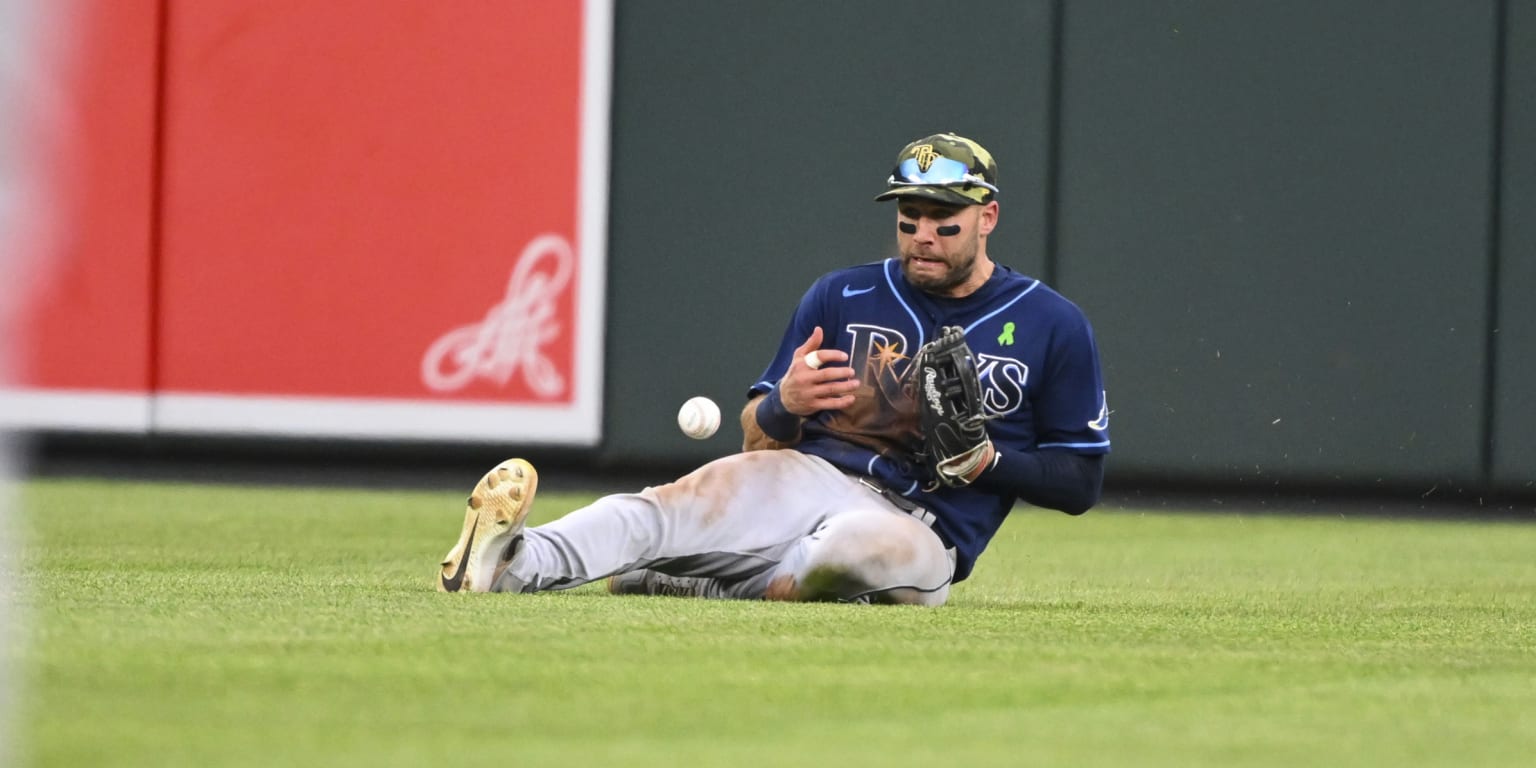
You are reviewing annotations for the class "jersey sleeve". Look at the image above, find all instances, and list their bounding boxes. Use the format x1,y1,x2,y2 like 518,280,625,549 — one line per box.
747,277,831,399
1032,310,1111,454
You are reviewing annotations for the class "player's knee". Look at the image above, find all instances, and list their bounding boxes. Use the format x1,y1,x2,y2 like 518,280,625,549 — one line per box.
793,509,951,605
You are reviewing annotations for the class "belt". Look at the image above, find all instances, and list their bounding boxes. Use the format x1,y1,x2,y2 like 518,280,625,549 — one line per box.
855,476,938,528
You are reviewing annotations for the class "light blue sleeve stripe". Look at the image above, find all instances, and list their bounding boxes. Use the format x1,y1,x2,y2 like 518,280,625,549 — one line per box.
884,259,926,349
963,280,1040,335
754,380,776,392
1037,440,1112,449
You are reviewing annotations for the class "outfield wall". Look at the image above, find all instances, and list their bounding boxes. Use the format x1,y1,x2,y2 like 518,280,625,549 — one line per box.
605,0,1533,499
8,1,1533,499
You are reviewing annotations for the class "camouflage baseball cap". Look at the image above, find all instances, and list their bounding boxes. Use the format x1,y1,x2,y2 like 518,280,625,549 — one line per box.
874,133,999,206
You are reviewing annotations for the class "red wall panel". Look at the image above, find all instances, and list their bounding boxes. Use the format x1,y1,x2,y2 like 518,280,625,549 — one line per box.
14,0,159,393
6,0,610,443
157,0,585,403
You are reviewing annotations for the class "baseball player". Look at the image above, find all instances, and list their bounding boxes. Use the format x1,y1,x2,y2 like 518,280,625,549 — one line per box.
438,133,1110,605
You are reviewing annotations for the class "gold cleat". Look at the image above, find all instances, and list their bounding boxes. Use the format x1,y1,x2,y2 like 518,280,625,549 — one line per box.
437,458,538,593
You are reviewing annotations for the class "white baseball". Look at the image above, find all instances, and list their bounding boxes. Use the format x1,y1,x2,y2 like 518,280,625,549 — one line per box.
803,351,822,369
677,396,721,440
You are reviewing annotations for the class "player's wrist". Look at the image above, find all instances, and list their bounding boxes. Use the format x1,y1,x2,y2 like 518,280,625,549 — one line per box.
938,440,995,485
964,441,999,483
755,387,803,442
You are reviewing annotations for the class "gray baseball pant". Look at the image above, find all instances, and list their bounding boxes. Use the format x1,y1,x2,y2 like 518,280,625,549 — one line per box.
496,449,955,605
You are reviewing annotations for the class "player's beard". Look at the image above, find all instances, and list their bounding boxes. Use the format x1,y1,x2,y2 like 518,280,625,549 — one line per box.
899,234,980,296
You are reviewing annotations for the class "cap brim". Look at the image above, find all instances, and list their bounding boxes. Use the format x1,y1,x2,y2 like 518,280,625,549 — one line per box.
873,185,986,206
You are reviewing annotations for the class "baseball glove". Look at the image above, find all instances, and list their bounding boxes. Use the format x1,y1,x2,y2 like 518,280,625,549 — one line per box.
912,326,991,486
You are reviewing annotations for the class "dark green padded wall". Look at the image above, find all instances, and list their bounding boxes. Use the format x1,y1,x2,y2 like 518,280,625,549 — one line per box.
594,0,1527,499
1052,1,1498,489
600,0,1056,465
1494,0,1536,492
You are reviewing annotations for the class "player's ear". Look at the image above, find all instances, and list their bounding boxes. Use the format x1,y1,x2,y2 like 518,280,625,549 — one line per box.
976,201,999,236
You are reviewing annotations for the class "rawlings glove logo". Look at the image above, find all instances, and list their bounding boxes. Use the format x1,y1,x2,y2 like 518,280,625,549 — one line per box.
923,369,943,414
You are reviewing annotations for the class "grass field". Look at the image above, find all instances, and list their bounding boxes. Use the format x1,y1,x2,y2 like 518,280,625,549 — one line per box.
9,476,1536,767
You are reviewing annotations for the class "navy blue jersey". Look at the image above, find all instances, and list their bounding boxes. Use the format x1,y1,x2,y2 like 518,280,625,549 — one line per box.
750,258,1110,582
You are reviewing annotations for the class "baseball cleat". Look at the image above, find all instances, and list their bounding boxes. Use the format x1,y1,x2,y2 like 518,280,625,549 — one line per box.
438,458,538,593
606,569,709,598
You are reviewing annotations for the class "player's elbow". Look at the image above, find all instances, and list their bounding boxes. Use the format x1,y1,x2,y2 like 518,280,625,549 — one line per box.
1021,482,1099,516
1058,489,1098,516
1056,461,1104,516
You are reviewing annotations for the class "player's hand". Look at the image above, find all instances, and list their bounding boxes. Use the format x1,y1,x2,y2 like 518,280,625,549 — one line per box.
780,327,860,416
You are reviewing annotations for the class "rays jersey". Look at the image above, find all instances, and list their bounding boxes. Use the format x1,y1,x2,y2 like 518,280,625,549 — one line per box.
750,258,1110,582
